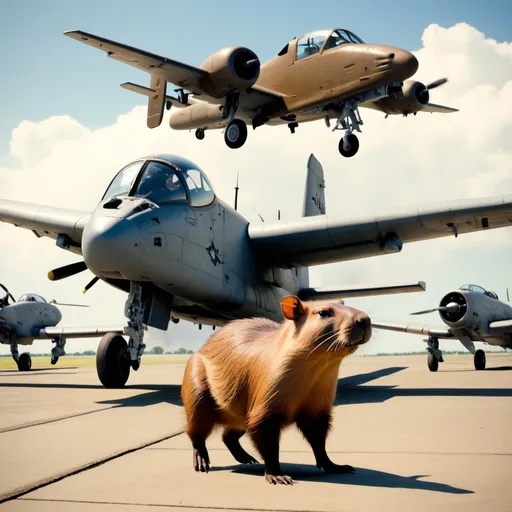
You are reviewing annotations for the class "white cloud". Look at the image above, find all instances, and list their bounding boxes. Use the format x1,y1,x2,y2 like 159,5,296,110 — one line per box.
0,22,511,361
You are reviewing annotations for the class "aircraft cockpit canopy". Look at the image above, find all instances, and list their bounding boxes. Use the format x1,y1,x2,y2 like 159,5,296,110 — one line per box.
295,29,365,60
18,293,47,303
102,155,215,208
459,284,499,300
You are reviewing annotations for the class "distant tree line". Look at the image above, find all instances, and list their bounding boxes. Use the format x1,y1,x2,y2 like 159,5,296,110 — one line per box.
0,347,194,357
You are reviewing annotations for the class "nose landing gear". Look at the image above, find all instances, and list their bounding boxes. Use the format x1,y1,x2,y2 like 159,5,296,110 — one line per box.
333,100,363,158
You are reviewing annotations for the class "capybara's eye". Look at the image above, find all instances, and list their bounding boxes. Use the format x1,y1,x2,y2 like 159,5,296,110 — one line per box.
318,309,332,318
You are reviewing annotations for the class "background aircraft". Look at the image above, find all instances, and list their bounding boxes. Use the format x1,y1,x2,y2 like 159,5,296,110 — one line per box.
0,154,510,387
372,284,512,371
64,28,457,158
0,282,122,371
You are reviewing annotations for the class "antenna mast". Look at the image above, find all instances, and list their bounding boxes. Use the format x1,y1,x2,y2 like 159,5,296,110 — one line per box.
234,169,239,211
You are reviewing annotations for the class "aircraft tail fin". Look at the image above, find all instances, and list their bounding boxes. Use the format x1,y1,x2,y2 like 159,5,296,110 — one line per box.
297,154,326,289
302,153,326,217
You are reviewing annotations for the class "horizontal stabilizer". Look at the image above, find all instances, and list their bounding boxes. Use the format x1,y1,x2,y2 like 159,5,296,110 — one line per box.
37,326,125,339
121,82,195,109
422,103,459,114
299,281,426,301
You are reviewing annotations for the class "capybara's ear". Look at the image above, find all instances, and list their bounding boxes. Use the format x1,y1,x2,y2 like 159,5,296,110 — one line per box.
281,295,305,321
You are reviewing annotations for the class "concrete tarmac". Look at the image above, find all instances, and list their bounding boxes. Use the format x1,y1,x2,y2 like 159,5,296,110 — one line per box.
0,353,510,511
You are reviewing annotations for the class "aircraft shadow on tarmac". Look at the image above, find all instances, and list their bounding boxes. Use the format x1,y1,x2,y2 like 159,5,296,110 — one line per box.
1,366,512,410
217,463,473,494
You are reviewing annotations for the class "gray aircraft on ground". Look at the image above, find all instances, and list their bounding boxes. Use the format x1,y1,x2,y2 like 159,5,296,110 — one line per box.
0,283,117,370
373,284,512,371
1,154,511,387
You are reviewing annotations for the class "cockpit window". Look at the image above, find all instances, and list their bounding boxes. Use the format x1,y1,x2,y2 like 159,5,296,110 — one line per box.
18,293,46,303
134,161,187,205
102,160,144,201
182,168,215,207
296,30,330,60
459,284,498,299
324,29,364,52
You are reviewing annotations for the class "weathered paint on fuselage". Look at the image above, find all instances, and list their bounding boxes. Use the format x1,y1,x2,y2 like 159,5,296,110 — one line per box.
82,192,301,327
0,302,61,345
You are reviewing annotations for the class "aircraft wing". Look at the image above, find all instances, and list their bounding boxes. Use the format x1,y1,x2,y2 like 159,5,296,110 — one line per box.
0,200,89,255
121,82,197,109
421,103,459,114
486,319,512,337
37,326,125,339
64,30,208,94
248,195,512,267
370,321,454,338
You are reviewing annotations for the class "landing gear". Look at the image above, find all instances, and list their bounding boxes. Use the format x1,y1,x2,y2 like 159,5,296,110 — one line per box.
474,349,486,371
96,333,131,388
195,128,205,140
338,134,359,158
51,335,66,365
427,352,438,372
18,352,32,371
426,335,443,372
333,99,363,158
224,119,247,149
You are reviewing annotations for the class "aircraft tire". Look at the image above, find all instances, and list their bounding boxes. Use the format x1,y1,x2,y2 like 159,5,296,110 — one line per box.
427,351,438,372
224,119,247,149
96,333,131,388
338,134,359,157
17,352,32,371
195,128,205,140
474,349,486,371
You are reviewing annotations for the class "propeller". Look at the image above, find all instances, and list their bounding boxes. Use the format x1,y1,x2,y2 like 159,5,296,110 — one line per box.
47,260,100,294
419,77,449,99
48,261,88,281
411,302,461,315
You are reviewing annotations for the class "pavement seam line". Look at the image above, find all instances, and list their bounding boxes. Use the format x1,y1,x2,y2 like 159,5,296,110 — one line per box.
0,406,114,433
19,497,322,512
0,429,185,504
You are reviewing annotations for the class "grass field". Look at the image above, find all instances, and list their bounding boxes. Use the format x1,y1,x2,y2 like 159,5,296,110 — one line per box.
0,354,192,370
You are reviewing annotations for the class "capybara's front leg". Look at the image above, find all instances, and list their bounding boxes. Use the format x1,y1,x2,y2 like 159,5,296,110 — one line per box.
222,429,259,465
248,414,293,485
296,411,355,474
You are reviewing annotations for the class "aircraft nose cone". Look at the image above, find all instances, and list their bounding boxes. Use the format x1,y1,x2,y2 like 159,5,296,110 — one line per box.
82,216,141,279
393,49,419,78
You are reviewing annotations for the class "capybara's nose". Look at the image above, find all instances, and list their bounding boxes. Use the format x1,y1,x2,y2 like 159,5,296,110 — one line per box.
356,315,371,330
353,314,372,344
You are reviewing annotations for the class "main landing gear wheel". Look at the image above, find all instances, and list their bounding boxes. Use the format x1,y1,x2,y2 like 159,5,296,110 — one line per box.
17,352,31,371
427,351,439,372
96,333,131,388
224,119,247,149
195,128,205,140
474,349,486,371
338,134,359,157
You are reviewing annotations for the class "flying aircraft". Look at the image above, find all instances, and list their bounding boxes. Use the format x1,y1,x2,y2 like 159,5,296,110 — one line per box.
0,283,121,371
1,154,510,387
373,284,512,371
63,28,457,158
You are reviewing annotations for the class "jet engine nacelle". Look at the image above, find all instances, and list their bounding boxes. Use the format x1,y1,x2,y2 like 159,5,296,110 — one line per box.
169,102,226,130
199,46,260,98
376,80,430,115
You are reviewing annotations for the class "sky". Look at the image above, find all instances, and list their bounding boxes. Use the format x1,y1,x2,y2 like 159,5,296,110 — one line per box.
0,1,511,359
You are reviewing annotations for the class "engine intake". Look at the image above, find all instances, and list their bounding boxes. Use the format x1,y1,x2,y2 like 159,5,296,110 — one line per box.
199,46,260,98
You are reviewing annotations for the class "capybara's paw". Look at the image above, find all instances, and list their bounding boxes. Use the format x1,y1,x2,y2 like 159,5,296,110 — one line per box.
236,453,259,465
322,462,355,474
265,473,294,485
193,449,210,473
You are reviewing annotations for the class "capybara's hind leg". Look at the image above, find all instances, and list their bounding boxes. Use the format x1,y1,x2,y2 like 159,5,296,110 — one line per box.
182,355,217,473
222,429,258,464
296,412,354,474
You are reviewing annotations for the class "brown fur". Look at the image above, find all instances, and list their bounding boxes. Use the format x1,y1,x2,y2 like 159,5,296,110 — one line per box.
181,296,371,485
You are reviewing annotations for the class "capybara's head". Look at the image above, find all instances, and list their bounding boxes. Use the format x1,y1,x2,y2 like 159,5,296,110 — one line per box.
280,295,372,359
